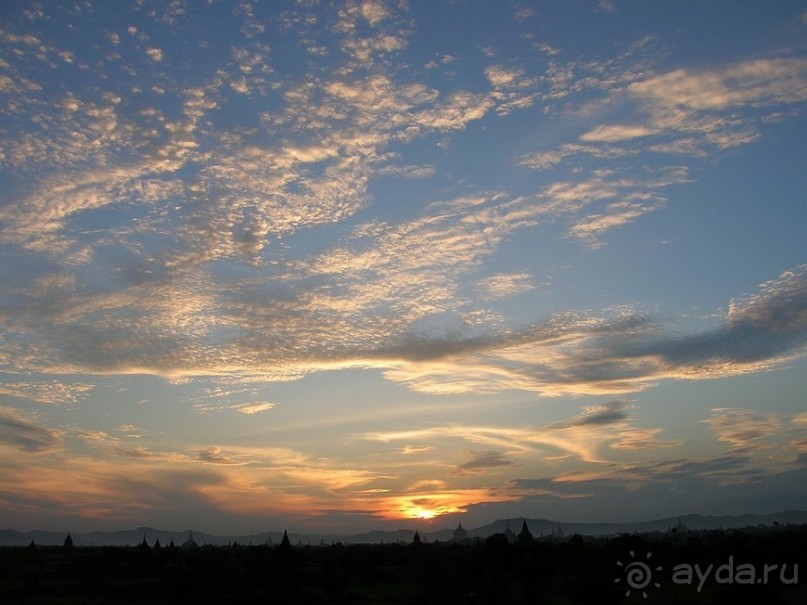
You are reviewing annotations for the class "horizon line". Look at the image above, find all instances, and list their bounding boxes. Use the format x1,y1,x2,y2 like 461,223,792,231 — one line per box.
5,509,805,540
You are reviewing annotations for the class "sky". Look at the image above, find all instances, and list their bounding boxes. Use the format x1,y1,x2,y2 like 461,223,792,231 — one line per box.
1,0,806,536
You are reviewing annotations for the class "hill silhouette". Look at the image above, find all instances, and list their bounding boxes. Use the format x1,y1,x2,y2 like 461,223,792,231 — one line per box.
3,510,805,547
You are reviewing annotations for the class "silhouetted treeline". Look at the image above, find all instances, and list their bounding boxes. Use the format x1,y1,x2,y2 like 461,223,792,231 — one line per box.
1,526,804,603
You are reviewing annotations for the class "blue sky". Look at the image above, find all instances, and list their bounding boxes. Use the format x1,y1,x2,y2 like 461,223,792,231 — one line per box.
1,0,806,535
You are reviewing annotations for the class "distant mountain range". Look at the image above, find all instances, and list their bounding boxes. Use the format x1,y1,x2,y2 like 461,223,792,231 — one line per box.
3,510,805,547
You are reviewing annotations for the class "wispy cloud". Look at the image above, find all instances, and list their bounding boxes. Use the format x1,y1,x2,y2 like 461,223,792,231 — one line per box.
197,446,247,465
703,408,782,448
457,450,519,473
580,124,658,142
232,402,277,415
609,58,807,156
0,407,63,452
374,265,807,396
476,272,536,299
629,58,807,112
364,400,679,465
520,57,807,195
0,381,94,404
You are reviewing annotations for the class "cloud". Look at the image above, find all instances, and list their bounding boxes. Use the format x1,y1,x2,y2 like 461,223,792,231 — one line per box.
232,401,277,415
116,447,188,462
569,197,664,246
511,451,768,502
360,1,390,26
518,149,567,171
364,425,534,453
229,78,250,94
375,265,807,396
596,0,617,13
621,57,807,153
0,407,63,452
523,55,807,173
702,408,782,448
523,165,688,247
484,64,540,114
648,265,807,371
411,91,494,131
551,400,630,428
146,47,163,62
364,401,678,465
0,155,189,261
375,163,435,178
518,143,637,171
3,218,804,401
513,6,536,20
198,446,246,465
476,272,535,299
113,425,144,440
628,58,807,112
0,450,236,525
333,1,409,64
510,413,807,504
458,450,517,472
485,65,525,87
0,439,392,523
0,381,94,404
76,428,116,442
580,124,658,142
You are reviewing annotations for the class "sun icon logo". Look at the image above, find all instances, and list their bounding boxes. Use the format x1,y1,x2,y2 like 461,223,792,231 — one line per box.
615,550,662,598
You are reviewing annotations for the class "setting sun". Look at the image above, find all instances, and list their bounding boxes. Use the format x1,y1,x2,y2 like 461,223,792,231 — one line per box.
386,495,465,521
382,488,516,523
412,509,437,521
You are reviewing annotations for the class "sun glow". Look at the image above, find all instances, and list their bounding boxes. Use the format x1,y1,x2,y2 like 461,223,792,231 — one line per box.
411,507,437,520
382,495,464,521
382,488,514,521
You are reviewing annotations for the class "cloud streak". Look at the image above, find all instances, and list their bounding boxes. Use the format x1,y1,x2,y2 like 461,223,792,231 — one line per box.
363,400,679,465
0,407,63,452
374,265,807,396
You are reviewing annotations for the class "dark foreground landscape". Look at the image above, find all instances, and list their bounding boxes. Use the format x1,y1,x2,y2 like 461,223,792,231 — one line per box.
1,525,804,604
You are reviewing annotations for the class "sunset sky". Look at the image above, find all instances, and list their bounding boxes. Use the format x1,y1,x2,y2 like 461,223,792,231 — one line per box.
1,1,806,536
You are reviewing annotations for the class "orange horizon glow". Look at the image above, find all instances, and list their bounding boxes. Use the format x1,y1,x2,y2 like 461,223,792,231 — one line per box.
380,488,517,522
